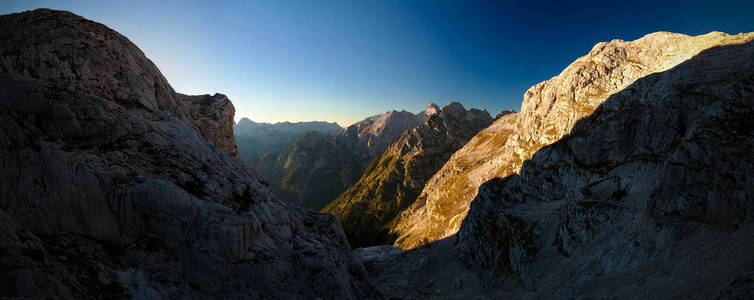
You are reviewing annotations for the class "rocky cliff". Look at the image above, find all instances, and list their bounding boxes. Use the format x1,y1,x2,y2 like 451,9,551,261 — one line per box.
254,106,432,209
455,31,754,298
0,9,378,299
180,93,241,159
235,118,341,161
361,31,754,299
493,109,516,120
392,31,754,250
391,111,517,249
323,102,493,247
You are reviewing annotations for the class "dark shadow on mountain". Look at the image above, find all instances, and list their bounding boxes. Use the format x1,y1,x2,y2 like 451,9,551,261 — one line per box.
0,9,381,298
363,39,754,299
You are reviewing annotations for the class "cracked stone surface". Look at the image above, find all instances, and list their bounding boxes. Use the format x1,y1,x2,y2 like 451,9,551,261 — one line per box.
392,31,754,251
363,31,754,299
0,9,379,299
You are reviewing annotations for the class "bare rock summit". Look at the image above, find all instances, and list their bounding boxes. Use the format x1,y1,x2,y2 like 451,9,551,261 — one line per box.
364,31,754,299
392,30,754,250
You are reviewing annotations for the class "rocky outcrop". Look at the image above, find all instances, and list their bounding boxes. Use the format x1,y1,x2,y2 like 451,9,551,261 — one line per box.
0,9,378,299
455,31,754,298
323,102,493,247
235,118,341,161
254,105,433,209
493,109,515,120
364,31,754,298
393,31,754,250
180,93,240,158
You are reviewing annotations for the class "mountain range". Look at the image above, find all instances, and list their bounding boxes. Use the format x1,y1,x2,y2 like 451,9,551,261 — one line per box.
1,8,753,299
360,31,754,298
390,31,754,250
250,105,437,209
234,118,341,161
323,102,494,247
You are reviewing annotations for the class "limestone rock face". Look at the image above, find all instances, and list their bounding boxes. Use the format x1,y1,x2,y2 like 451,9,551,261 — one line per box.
0,9,378,299
392,112,517,249
254,106,431,209
180,93,241,158
346,109,431,158
235,118,341,161
393,31,754,250
454,32,754,298
493,109,515,120
422,102,441,117
359,31,754,299
323,102,493,247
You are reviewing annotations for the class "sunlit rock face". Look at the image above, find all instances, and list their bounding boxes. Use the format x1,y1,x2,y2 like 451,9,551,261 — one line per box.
322,102,493,247
493,109,516,120
455,31,754,298
0,9,379,299
360,31,754,299
390,112,518,249
392,31,754,250
254,104,434,209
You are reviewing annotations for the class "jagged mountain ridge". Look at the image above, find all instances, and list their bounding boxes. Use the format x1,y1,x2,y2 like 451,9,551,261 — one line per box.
493,109,516,120
252,104,438,209
360,31,754,299
390,111,517,248
322,102,493,248
455,32,754,298
234,117,341,161
392,31,754,250
0,9,378,299
235,117,342,137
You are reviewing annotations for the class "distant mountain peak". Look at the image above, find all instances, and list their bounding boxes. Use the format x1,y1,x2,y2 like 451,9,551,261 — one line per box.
392,30,754,252
237,117,255,126
424,102,440,116
493,109,516,120
322,101,493,247
234,118,343,160
439,102,466,117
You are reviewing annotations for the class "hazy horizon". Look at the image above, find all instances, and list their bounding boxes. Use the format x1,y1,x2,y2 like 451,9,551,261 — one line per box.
235,101,479,127
2,0,753,126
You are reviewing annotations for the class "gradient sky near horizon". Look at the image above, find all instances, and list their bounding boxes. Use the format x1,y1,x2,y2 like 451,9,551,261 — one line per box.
2,1,753,126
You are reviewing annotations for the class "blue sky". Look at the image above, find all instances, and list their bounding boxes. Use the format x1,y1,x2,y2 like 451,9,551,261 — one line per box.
2,1,753,126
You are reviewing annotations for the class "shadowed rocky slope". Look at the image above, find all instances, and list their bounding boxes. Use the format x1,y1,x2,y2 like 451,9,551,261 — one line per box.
392,31,754,250
323,102,493,247
0,9,379,299
253,105,435,209
235,118,341,161
361,32,754,299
